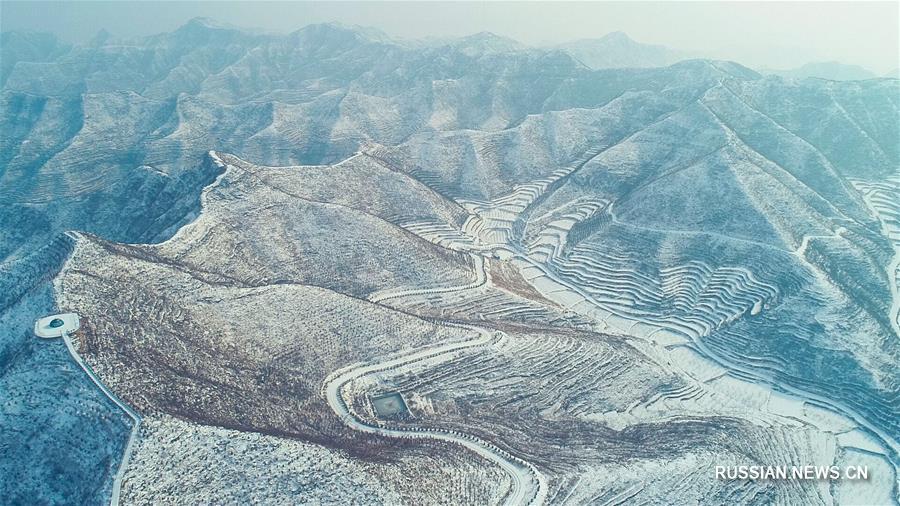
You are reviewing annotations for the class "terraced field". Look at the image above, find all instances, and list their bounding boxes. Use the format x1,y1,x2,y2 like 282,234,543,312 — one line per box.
852,176,900,337
371,134,900,502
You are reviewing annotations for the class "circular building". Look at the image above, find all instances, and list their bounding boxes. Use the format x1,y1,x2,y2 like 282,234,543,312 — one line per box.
34,313,81,339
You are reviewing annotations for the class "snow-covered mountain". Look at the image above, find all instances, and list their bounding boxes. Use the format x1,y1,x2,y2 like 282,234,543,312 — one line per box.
554,31,687,69
2,19,898,504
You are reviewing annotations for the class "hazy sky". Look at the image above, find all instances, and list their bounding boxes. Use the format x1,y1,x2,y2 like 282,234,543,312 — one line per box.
2,1,898,73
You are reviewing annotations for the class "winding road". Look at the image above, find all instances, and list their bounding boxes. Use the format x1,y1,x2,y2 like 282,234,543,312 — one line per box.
369,254,487,303
61,331,141,506
325,255,547,506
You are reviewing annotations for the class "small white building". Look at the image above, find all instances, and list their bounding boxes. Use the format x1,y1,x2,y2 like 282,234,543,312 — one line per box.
34,313,80,338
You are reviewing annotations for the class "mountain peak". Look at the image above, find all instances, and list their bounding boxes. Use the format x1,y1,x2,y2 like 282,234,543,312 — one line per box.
88,28,111,47
289,22,393,45
600,31,634,42
184,17,231,30
165,17,259,45
171,17,245,37
465,31,511,41
555,32,681,69
452,31,525,56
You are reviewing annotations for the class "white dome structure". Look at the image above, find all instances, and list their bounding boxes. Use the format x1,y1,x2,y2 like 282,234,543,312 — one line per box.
34,313,80,338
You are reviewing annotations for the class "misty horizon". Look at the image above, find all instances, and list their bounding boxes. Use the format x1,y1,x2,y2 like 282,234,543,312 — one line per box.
2,1,898,75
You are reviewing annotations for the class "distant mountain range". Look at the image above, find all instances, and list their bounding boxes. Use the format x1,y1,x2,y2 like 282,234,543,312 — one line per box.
553,34,889,81
553,31,688,69
759,61,881,81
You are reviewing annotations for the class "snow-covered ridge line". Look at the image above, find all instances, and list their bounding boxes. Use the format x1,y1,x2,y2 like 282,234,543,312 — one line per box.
50,240,143,506
157,151,232,247
157,149,362,249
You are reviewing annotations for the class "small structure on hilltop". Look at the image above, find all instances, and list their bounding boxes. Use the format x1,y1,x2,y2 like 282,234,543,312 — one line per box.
34,313,80,338
371,391,411,419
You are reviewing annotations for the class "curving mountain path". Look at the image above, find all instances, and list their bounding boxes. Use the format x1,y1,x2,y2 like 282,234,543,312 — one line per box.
368,254,487,304
58,323,141,506
325,262,547,506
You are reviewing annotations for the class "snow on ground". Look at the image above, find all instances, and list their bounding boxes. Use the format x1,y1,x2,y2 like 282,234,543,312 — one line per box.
122,415,401,505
